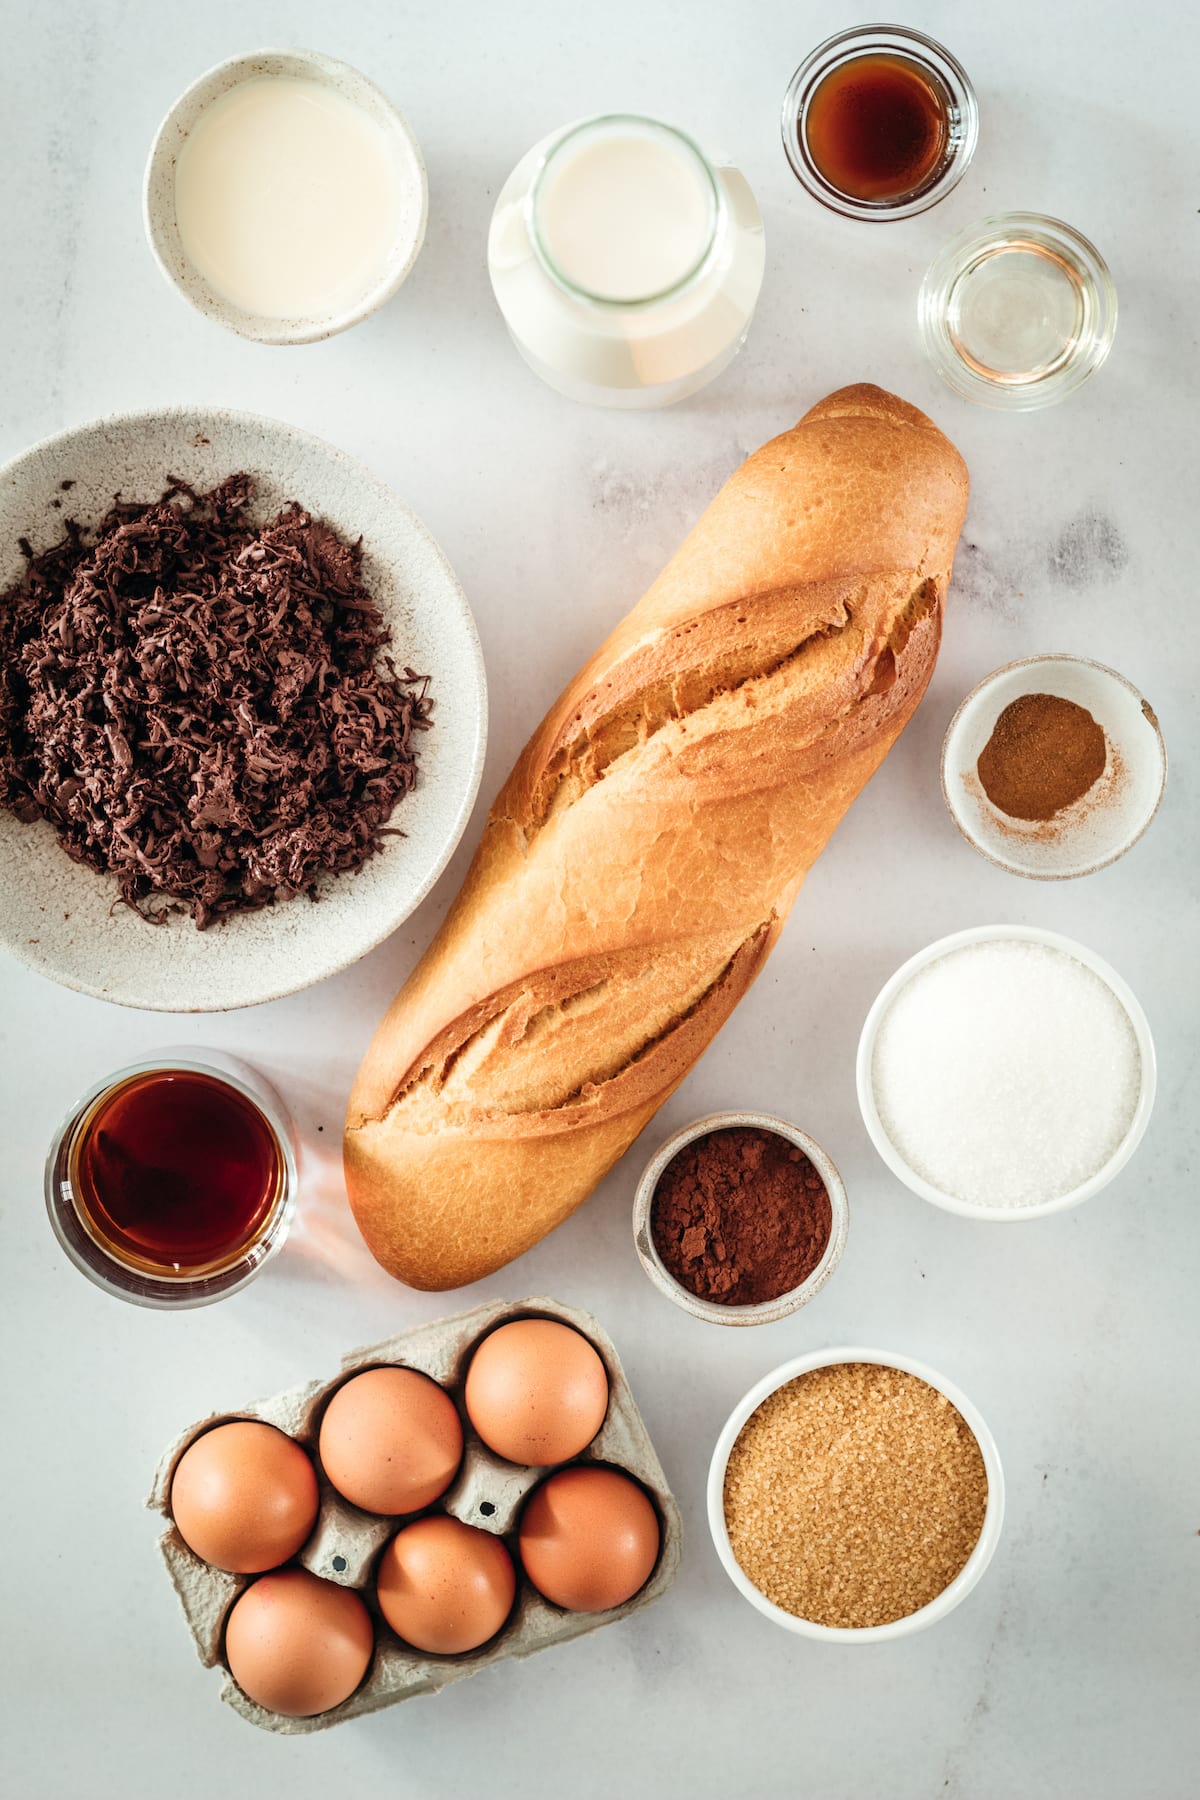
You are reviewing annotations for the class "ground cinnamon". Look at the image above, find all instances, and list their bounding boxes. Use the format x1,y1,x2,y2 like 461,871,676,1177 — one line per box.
649,1126,831,1306
976,692,1107,822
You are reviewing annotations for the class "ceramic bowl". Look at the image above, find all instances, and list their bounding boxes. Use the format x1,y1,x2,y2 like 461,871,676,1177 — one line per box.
708,1347,1005,1641
0,406,487,1011
941,655,1167,879
632,1111,849,1326
144,48,428,345
855,925,1156,1221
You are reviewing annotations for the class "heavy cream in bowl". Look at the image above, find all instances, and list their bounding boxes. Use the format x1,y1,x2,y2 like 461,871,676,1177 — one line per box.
856,927,1155,1219
145,50,428,344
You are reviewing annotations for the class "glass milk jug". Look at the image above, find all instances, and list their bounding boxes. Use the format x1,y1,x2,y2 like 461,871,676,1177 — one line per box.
487,114,766,409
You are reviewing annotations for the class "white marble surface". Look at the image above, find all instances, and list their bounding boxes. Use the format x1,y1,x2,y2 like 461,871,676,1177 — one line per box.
1,2,1197,1795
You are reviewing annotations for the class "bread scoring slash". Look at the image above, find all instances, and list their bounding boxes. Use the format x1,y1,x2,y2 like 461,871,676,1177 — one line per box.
344,385,969,1288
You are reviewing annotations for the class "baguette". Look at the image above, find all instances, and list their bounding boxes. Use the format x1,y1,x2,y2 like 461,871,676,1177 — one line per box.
345,385,969,1289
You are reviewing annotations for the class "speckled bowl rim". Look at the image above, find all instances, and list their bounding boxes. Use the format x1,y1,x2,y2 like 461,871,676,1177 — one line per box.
940,654,1168,880
632,1111,849,1325
707,1346,1005,1640
143,48,429,345
0,404,488,1011
855,925,1157,1220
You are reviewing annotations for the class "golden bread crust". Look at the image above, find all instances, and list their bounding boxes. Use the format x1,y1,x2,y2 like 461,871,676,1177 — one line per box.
344,384,968,1289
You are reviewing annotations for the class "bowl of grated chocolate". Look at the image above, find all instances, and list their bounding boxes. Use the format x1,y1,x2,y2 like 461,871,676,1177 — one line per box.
708,1348,1005,1640
0,407,486,1010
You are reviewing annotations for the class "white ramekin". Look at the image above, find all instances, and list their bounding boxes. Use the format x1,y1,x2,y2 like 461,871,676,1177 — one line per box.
707,1347,1005,1641
144,48,428,345
941,655,1167,881
855,925,1156,1221
633,1112,849,1326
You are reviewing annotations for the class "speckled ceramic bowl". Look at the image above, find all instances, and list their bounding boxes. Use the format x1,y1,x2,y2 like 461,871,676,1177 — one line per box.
941,654,1167,879
144,49,428,345
0,407,487,1011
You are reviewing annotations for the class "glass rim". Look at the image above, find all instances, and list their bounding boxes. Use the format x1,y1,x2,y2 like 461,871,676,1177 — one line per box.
526,112,725,307
44,1051,298,1310
781,23,979,222
918,211,1118,410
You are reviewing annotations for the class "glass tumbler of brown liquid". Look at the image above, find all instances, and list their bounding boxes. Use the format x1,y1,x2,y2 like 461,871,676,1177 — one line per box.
782,24,979,220
45,1051,297,1308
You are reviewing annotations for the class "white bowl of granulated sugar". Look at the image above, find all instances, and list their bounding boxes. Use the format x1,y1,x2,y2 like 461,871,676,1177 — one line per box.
856,924,1156,1221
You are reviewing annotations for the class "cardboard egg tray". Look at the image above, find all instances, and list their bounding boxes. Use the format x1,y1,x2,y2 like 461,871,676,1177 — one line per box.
147,1295,682,1733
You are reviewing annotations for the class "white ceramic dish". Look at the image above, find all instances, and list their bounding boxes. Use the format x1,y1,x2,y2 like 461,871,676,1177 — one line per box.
0,407,487,1011
144,48,428,345
856,926,1156,1220
941,655,1167,879
707,1347,1005,1641
632,1111,848,1326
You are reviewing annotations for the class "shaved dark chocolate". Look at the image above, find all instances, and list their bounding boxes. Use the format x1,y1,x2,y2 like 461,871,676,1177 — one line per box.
0,476,432,928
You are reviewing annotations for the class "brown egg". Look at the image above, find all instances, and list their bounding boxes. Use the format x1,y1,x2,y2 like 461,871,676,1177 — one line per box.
464,1319,609,1465
377,1516,516,1654
225,1568,374,1718
318,1366,463,1515
519,1466,660,1612
170,1421,319,1574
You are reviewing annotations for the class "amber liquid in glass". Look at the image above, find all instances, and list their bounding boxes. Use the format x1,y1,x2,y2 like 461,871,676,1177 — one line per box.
69,1070,283,1276
804,53,949,202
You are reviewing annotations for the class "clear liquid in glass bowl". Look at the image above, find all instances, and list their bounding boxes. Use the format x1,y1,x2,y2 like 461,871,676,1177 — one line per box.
920,214,1117,409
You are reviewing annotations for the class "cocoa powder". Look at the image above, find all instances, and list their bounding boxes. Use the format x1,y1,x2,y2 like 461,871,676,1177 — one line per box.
649,1126,832,1306
977,692,1107,822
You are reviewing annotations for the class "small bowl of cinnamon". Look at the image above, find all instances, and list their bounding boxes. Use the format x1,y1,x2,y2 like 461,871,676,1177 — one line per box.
632,1111,849,1327
941,654,1167,880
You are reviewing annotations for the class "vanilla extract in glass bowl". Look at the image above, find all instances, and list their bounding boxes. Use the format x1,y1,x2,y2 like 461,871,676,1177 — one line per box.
781,25,978,220
46,1052,296,1307
920,213,1117,408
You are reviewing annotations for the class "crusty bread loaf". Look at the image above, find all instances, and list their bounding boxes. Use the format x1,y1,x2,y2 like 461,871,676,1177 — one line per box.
345,385,968,1289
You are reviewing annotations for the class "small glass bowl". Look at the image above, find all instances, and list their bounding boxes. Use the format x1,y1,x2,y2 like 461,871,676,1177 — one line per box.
781,24,979,221
632,1111,849,1326
45,1049,297,1308
919,213,1117,408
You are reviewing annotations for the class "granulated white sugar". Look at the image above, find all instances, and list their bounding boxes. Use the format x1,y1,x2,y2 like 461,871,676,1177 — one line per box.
871,940,1142,1208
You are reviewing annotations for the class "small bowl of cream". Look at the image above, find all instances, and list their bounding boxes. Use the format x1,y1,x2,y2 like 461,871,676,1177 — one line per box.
144,49,428,344
856,926,1156,1220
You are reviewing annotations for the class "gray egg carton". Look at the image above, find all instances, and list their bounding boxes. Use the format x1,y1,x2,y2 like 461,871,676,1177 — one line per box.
147,1295,682,1733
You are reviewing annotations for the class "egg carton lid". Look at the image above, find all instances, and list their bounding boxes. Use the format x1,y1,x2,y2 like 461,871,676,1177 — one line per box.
148,1294,682,1732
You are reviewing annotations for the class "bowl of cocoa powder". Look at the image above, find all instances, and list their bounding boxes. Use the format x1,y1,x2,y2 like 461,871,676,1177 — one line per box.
941,654,1166,880
632,1111,849,1326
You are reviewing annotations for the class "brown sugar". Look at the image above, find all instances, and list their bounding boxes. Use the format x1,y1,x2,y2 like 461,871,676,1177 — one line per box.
722,1362,988,1628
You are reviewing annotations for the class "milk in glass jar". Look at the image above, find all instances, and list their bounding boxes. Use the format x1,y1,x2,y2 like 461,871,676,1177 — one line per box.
487,114,765,408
